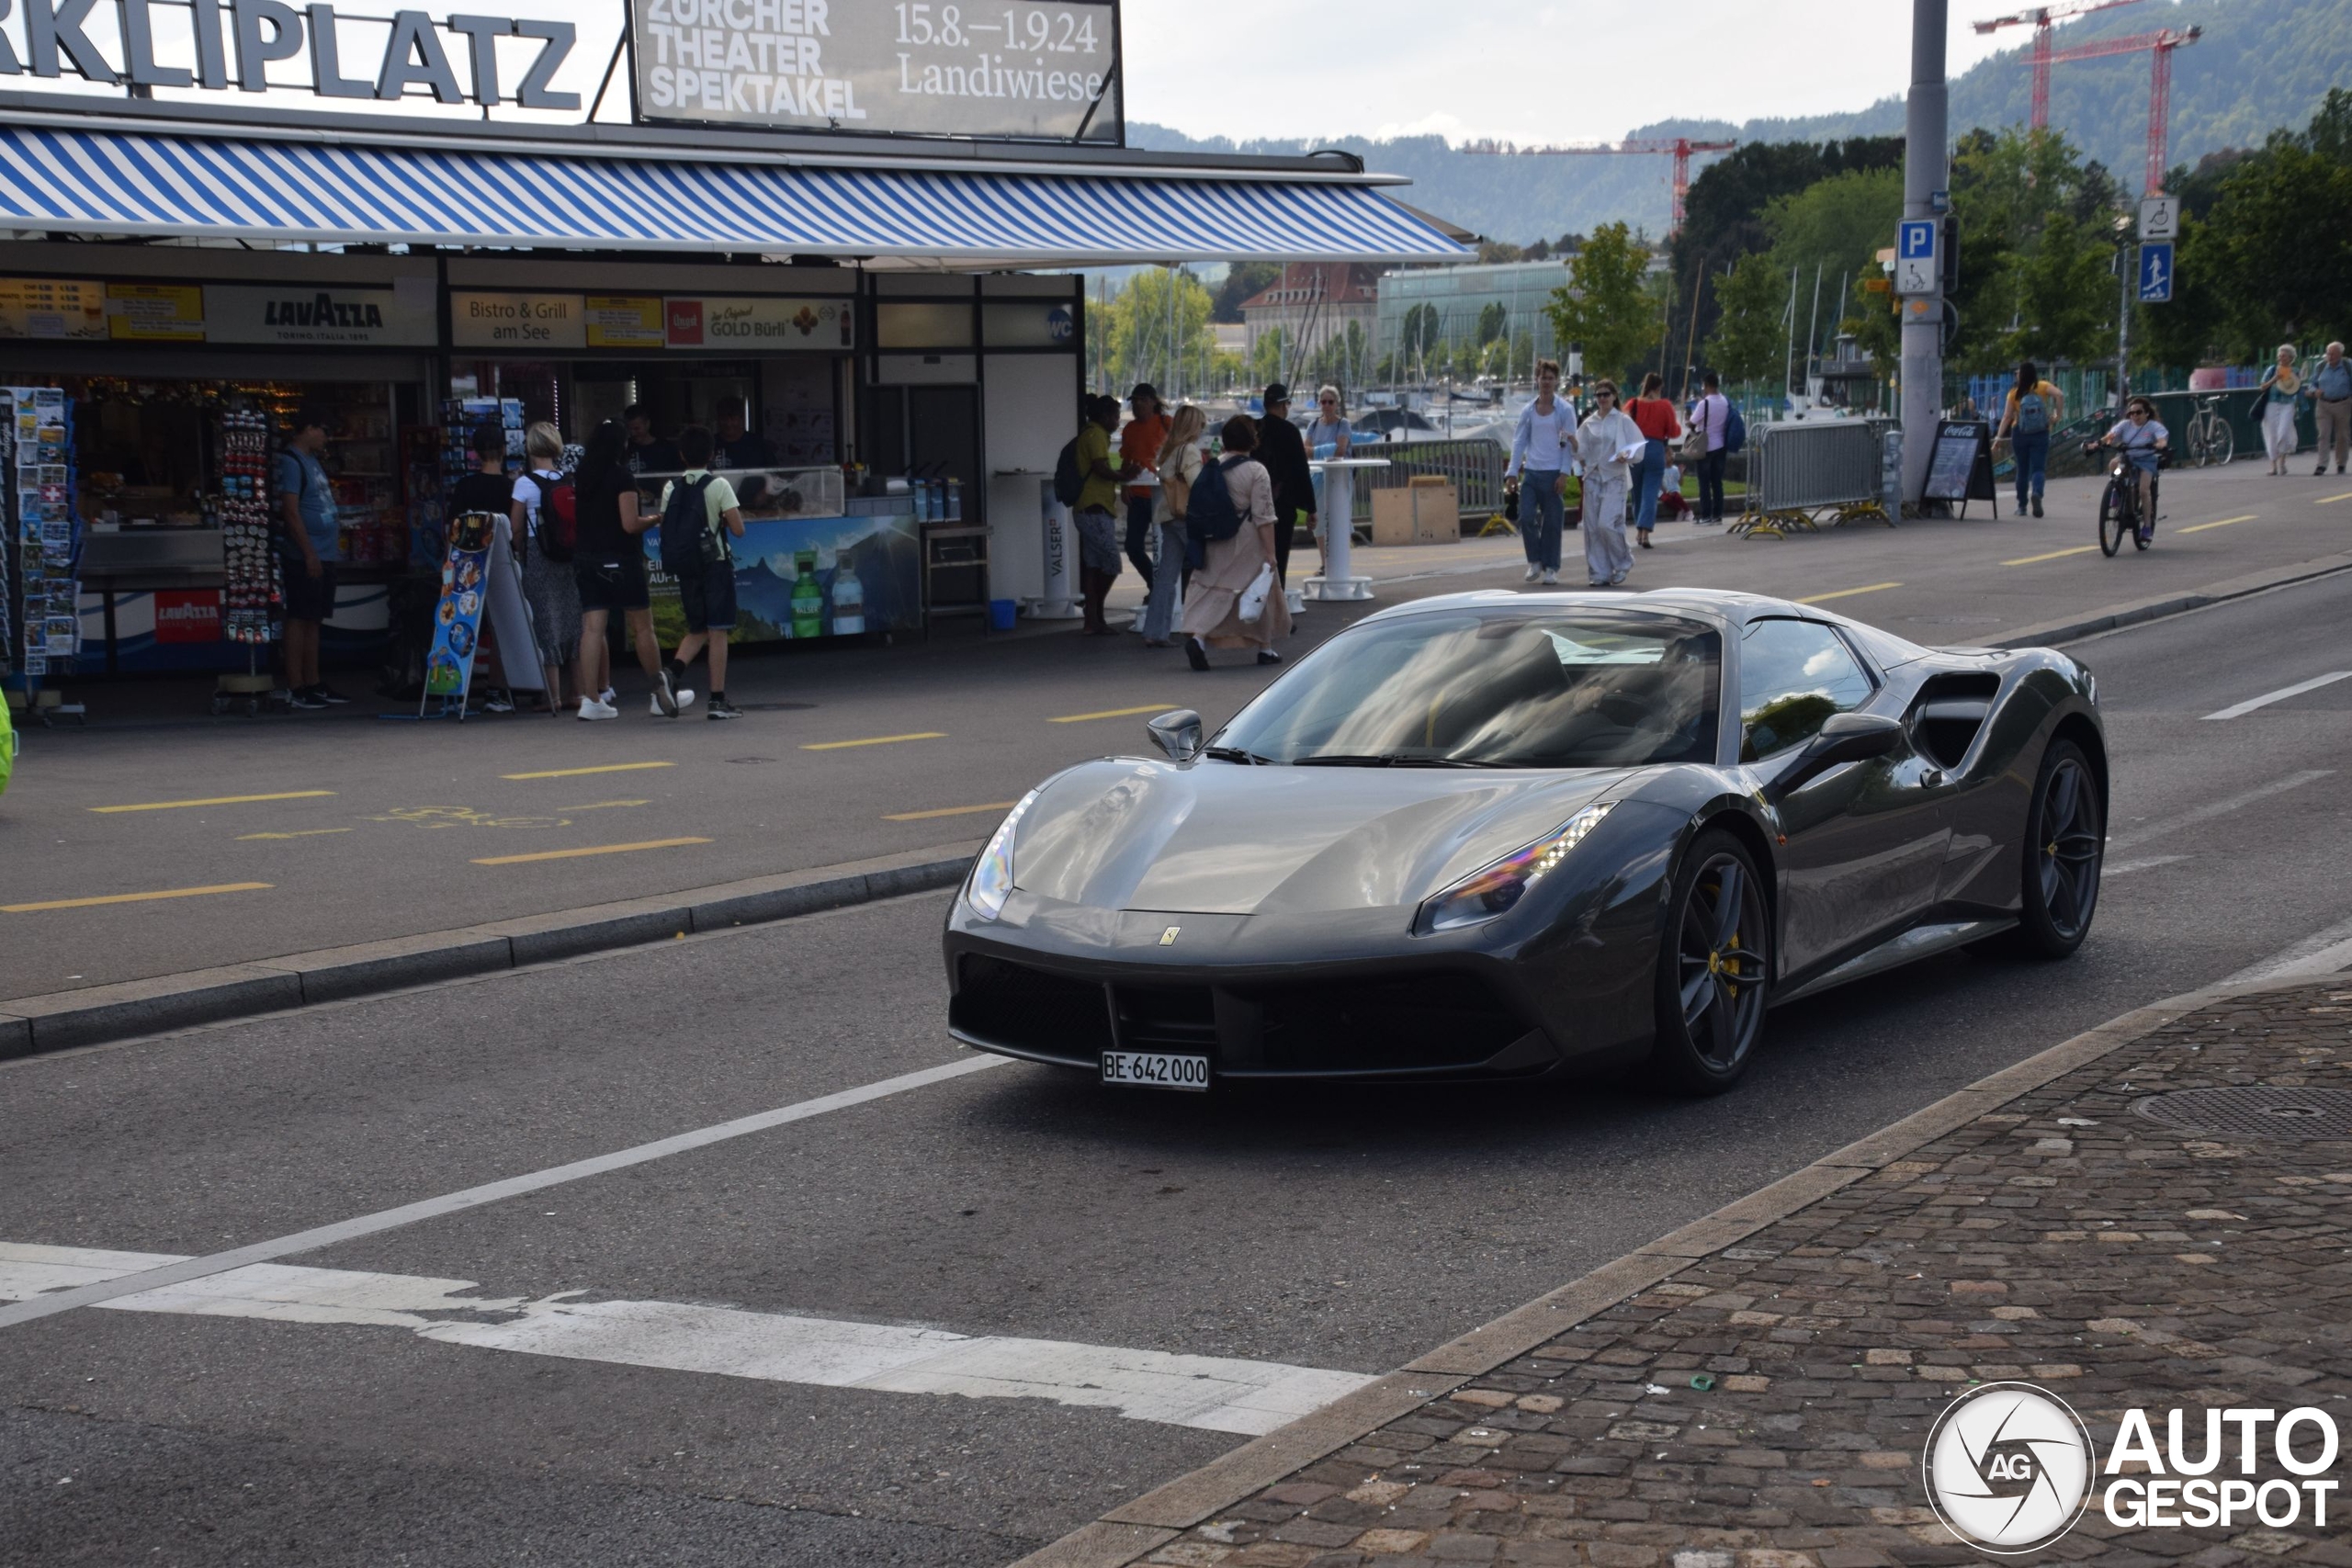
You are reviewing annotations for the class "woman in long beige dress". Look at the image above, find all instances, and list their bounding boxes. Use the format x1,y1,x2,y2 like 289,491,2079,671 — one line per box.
1182,415,1294,669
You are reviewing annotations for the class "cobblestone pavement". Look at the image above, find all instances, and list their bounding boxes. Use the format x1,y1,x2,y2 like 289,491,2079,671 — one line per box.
1139,983,2352,1567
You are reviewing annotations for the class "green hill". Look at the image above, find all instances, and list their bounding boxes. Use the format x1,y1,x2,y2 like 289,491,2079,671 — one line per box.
1130,0,2352,245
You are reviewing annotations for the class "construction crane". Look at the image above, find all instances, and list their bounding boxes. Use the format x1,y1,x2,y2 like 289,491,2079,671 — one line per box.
2045,26,2202,194
1973,0,2147,131
1459,138,1737,234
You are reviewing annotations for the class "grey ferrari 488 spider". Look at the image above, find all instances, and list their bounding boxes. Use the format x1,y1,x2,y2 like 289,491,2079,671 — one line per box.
943,589,2106,1095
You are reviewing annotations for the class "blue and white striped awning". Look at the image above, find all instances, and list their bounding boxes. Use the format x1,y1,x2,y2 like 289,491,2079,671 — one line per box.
0,126,1464,265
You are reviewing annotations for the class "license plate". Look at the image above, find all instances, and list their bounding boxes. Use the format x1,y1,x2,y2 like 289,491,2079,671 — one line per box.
1100,1050,1210,1091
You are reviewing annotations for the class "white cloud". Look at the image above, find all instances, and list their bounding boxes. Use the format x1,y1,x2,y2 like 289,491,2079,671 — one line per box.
1123,0,2028,145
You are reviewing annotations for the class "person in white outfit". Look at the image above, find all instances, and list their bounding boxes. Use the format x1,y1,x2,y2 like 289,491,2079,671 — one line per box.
2256,344,2304,476
1572,380,1643,587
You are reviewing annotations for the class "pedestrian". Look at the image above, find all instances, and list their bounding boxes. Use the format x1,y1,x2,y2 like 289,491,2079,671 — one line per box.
623,403,680,475
2312,341,2350,477
1182,416,1292,670
1071,395,1125,636
2257,344,2303,476
654,425,746,721
1993,360,2064,517
509,423,582,716
274,408,345,708
714,396,774,469
1118,383,1169,597
1307,385,1353,573
1505,358,1576,584
1141,403,1206,649
1572,379,1643,588
1255,383,1317,584
1624,372,1683,549
447,424,519,714
571,420,684,721
1687,372,1731,525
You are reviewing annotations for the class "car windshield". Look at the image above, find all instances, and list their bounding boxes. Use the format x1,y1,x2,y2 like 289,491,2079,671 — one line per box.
1216,611,1723,768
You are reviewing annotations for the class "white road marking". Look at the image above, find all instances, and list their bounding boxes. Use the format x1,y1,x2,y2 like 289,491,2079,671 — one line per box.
0,1056,1005,1333
2217,910,2352,987
2201,671,2352,720
2106,769,2333,852
0,1244,1373,1436
2104,854,2188,878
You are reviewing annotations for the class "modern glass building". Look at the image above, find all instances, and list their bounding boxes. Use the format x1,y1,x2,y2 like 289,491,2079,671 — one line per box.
1374,260,1573,369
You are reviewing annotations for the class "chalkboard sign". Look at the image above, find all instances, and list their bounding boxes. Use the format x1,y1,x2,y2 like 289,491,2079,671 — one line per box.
1925,419,1996,512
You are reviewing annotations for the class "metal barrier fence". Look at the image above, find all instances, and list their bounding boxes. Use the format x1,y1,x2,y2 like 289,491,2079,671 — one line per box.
1347,438,1509,530
1734,419,1891,537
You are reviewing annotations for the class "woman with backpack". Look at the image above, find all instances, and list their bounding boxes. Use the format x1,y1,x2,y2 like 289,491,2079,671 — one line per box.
1994,362,2064,517
1180,416,1291,670
1140,403,1206,649
510,422,582,716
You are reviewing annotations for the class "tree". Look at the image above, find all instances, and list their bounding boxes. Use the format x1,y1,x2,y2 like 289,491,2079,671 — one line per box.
1250,325,1288,386
1476,301,1509,347
1704,251,1789,384
1096,267,1217,396
1545,221,1663,386
1211,262,1279,324
2002,210,2119,367
1762,168,1905,301
2199,139,2352,343
1397,303,1442,377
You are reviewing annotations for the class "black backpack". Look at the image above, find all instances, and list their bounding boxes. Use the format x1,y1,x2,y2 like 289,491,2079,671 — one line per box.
658,474,718,574
1052,436,1086,509
1188,455,1246,543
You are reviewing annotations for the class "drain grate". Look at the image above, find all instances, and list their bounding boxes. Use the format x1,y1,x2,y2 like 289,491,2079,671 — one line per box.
2132,1085,2352,1142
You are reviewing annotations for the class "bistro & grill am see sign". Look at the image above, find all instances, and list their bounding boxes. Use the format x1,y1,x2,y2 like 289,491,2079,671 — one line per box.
0,1,1124,141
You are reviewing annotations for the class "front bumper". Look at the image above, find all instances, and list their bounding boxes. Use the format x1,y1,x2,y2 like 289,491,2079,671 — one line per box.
943,895,1579,1082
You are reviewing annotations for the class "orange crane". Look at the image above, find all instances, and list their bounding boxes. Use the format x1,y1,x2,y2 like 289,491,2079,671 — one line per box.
1973,0,2147,131
2044,25,2202,194
1459,138,1737,234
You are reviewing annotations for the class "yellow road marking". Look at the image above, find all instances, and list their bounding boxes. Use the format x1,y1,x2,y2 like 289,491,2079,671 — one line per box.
1796,581,1901,604
554,799,651,811
471,837,711,866
501,761,675,780
2178,513,2259,534
2318,491,2352,504
1047,704,1180,724
90,790,334,814
236,829,353,840
884,801,1019,821
802,732,947,750
5,882,272,914
2002,546,2099,566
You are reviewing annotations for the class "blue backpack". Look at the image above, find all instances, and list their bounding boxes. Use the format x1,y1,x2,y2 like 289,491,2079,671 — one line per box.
1186,455,1245,542
1724,401,1747,454
2016,390,2050,435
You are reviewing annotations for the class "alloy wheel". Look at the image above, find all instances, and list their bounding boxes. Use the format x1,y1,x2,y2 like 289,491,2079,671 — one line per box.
2036,757,2103,942
1676,854,1770,1073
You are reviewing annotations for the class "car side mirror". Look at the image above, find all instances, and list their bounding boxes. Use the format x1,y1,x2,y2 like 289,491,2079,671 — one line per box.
1145,708,1204,763
1765,711,1905,800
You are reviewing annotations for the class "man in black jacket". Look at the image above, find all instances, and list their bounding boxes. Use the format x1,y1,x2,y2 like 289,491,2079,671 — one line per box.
1254,382,1316,584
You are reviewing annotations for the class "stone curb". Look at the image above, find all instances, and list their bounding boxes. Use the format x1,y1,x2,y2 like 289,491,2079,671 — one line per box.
1009,967,2341,1567
1992,547,2352,649
0,840,983,1060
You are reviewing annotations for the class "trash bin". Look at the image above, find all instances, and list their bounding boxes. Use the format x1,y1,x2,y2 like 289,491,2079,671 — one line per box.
988,598,1018,632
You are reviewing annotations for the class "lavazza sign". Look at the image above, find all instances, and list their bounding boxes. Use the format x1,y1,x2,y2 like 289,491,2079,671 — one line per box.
0,0,1123,141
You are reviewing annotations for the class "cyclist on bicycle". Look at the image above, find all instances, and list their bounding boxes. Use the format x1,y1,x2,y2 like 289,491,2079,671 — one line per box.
2099,395,2168,536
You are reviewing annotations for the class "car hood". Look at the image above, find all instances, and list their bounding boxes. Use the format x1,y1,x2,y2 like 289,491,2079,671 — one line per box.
1011,757,1636,915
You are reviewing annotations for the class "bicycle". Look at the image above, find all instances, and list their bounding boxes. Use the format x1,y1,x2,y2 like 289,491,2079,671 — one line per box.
2091,441,2159,556
2182,394,2234,468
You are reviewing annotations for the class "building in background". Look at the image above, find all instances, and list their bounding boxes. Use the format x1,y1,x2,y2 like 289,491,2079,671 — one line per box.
1239,264,1382,367
1374,260,1573,379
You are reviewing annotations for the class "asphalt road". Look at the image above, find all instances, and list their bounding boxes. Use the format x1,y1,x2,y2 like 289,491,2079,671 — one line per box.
6,566,2352,1565
7,461,2351,1002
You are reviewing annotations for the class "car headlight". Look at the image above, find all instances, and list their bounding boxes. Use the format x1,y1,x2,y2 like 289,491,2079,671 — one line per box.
966,789,1042,920
1414,803,1614,935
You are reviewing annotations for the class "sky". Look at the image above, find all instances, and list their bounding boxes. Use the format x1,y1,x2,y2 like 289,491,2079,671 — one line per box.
1120,1,2036,146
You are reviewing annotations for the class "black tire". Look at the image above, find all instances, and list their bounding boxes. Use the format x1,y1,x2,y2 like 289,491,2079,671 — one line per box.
2010,739,2104,958
2098,483,2127,556
1649,830,1771,1095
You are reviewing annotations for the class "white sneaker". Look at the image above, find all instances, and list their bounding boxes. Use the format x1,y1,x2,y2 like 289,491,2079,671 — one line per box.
1540,570,1559,585
1523,564,1541,582
675,688,698,711
1610,571,1630,586
578,697,617,721
650,686,699,716
599,688,617,707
